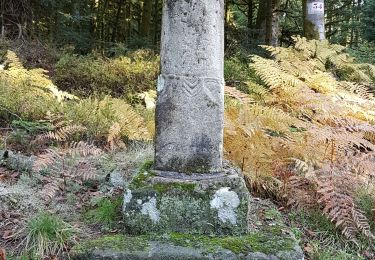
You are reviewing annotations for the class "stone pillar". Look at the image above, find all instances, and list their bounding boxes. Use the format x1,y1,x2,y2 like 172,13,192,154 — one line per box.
155,0,225,174
122,0,251,237
303,0,325,40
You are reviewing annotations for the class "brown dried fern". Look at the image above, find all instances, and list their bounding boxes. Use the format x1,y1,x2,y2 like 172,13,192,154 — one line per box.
40,179,61,201
317,177,375,241
34,125,87,143
67,141,103,157
224,86,254,104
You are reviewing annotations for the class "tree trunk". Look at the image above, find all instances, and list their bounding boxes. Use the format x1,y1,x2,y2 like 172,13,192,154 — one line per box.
0,0,4,38
225,0,230,50
266,0,281,46
140,0,153,38
152,0,160,46
247,0,253,29
112,0,125,42
303,0,325,40
256,0,267,31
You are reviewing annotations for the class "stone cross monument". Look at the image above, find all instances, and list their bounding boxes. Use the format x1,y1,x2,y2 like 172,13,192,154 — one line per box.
303,0,325,40
123,0,250,236
154,0,225,174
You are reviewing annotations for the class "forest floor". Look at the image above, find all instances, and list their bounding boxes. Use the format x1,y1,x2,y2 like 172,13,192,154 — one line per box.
0,142,373,259
0,142,153,259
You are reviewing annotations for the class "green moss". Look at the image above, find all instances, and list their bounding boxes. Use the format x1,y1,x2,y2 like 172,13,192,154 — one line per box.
139,159,154,173
72,231,296,257
130,159,197,193
167,230,295,255
71,235,149,254
129,161,155,189
152,182,197,193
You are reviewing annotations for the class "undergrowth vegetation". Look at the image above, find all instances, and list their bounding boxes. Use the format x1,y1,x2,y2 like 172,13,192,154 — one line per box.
54,50,159,98
224,36,375,245
0,50,151,151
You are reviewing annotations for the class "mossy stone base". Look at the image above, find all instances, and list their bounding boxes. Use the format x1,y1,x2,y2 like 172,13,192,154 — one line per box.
123,163,250,235
71,231,303,260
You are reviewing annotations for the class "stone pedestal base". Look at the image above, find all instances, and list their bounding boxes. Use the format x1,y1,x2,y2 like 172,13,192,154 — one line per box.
74,162,303,259
122,163,250,235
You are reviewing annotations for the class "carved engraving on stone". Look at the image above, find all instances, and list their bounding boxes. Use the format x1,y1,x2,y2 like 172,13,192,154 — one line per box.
160,74,222,106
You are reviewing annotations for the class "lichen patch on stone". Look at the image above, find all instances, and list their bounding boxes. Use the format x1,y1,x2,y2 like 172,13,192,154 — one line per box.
210,187,240,225
141,197,160,223
157,75,165,92
123,190,133,213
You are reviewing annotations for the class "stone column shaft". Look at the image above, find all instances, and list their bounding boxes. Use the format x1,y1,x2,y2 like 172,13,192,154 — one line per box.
155,0,225,174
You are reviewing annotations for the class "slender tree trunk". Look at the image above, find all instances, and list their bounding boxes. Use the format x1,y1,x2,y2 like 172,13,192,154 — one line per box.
100,0,109,51
152,0,159,46
265,0,281,46
140,0,152,38
112,0,124,42
247,0,253,29
354,0,362,46
225,0,231,50
303,0,325,40
265,0,273,45
256,0,267,43
326,1,332,40
350,0,355,46
0,0,5,38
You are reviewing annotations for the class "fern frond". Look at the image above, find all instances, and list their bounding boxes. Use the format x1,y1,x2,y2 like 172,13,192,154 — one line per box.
251,56,304,90
352,208,375,240
339,81,374,100
109,98,150,141
76,161,99,181
67,141,103,157
35,125,86,143
285,175,317,209
33,149,62,172
317,178,359,241
107,122,126,150
40,179,61,201
225,86,254,104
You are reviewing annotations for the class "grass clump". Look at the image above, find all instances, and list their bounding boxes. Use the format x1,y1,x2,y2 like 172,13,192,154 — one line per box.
24,213,75,258
84,197,122,229
288,211,371,259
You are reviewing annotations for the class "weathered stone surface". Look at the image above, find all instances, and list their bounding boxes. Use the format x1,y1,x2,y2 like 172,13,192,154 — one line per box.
155,0,225,173
303,0,325,40
71,233,304,260
123,162,250,235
